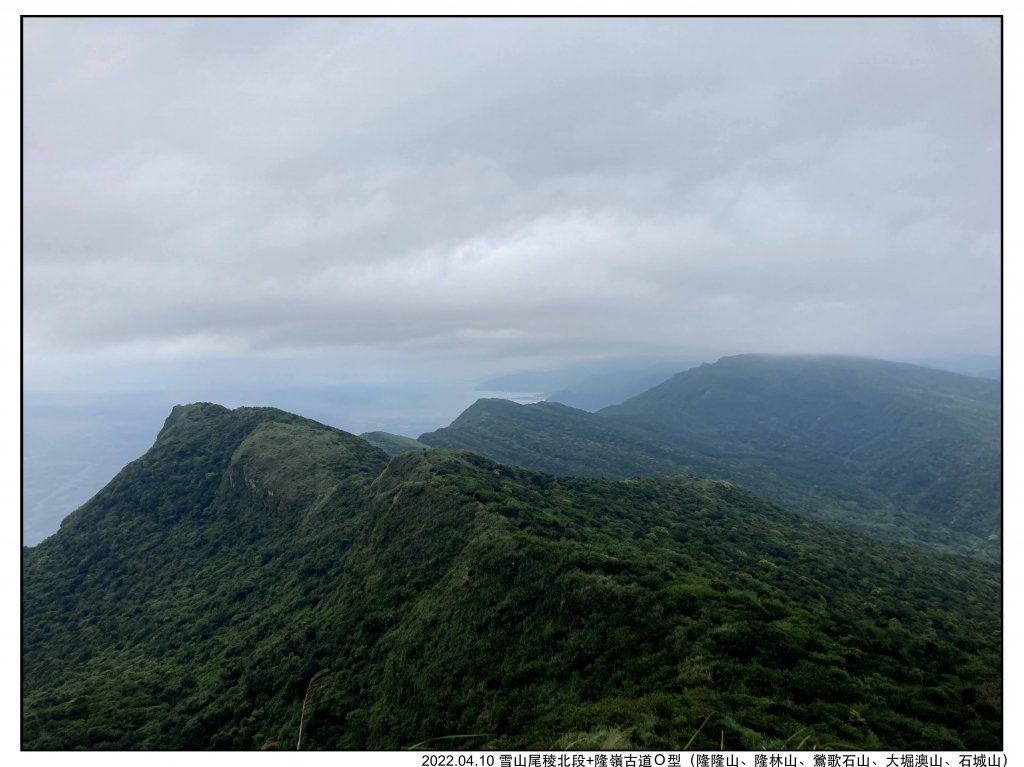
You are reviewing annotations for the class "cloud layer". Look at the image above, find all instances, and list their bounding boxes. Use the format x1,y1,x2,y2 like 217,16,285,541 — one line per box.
23,18,1001,389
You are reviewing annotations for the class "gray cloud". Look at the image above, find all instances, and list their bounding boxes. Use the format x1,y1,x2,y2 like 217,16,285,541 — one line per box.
23,17,1000,390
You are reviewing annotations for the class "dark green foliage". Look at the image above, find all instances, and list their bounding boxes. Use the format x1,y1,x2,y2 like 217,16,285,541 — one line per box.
422,356,1000,559
23,404,1000,750
23,404,390,749
421,399,688,479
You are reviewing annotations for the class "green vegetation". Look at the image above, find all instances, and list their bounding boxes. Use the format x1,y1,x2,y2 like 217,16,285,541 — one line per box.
23,403,1000,749
421,399,690,479
422,356,1000,559
360,431,433,455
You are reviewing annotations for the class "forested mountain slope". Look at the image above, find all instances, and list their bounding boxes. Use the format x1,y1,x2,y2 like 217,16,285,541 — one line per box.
24,404,1000,749
421,356,1000,559
420,398,688,478
359,431,432,455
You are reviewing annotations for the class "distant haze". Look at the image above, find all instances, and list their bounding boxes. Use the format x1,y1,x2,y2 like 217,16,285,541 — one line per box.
22,18,1001,544
24,18,1000,393
21,351,998,546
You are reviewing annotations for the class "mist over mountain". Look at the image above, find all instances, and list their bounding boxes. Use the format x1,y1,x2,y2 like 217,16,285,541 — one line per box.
906,354,1001,381
359,431,432,455
479,357,705,411
422,355,1000,559
23,401,1001,749
22,380,497,545
22,16,1001,754
22,351,1000,547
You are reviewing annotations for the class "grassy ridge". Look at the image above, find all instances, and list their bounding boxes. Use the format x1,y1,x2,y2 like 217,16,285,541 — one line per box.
421,356,1000,559
23,405,1001,749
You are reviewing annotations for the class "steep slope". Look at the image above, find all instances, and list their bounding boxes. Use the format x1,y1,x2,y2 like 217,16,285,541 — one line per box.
23,403,390,748
359,431,432,455
24,404,1000,750
545,360,700,411
419,399,688,479
340,452,1000,750
420,357,1000,559
601,355,1000,546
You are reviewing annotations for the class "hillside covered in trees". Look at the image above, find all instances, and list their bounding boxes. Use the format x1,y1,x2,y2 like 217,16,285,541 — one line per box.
23,401,1001,749
421,356,1001,560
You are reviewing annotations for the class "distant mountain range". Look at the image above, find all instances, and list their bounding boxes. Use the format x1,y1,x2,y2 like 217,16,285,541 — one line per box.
478,356,704,411
22,355,1002,749
422,355,1000,560
910,354,1001,381
360,430,431,455
477,352,999,411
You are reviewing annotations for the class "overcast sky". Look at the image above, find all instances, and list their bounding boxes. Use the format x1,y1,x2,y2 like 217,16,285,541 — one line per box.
23,17,1001,392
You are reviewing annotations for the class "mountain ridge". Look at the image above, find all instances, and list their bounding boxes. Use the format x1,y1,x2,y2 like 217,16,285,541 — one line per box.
23,374,1002,749
421,355,1000,559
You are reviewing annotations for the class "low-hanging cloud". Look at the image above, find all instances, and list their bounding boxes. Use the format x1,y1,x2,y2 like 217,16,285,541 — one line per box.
23,17,1000,390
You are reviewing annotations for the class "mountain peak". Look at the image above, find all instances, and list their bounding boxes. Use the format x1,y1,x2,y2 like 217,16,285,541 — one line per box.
23,393,1001,749
446,397,525,428
429,355,1000,559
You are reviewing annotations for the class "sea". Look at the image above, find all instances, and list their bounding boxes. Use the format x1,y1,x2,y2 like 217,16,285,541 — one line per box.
22,382,545,546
